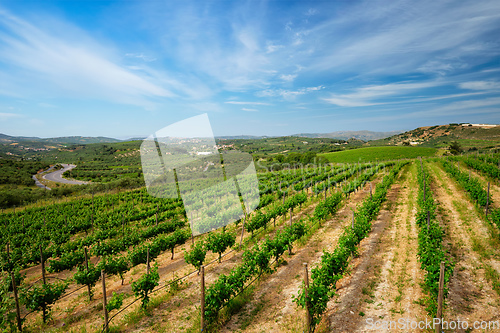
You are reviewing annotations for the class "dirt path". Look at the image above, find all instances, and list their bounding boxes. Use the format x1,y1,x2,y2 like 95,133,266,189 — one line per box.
322,165,409,332
349,162,428,332
428,161,500,331
217,179,384,333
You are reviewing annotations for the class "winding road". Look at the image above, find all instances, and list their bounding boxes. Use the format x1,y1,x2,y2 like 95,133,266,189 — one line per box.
42,164,89,185
32,175,51,190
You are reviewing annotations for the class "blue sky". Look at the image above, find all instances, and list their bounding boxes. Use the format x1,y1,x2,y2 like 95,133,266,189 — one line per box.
0,0,499,139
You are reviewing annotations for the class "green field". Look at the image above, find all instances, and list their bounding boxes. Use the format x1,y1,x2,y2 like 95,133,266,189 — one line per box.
319,146,437,163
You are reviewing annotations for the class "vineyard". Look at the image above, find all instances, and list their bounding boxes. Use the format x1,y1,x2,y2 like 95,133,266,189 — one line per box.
1,154,500,332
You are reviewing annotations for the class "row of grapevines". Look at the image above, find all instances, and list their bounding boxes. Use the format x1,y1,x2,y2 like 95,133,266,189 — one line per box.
204,163,375,326
44,217,186,273
204,220,307,324
441,160,490,206
184,230,237,274
460,156,500,180
0,190,185,268
38,164,348,274
445,159,500,236
416,164,453,316
294,161,407,332
467,153,500,168
245,193,307,236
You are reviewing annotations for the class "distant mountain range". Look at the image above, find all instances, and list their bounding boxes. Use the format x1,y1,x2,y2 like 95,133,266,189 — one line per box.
293,130,402,141
0,130,401,145
0,133,121,144
216,131,402,141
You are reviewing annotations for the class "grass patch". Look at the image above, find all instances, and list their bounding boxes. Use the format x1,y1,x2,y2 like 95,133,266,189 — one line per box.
319,147,436,164
207,285,256,331
239,295,268,330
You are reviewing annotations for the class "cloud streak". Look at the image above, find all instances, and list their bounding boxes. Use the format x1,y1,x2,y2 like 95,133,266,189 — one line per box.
225,101,272,106
323,81,441,107
307,0,500,75
257,85,324,100
0,112,23,120
0,8,190,108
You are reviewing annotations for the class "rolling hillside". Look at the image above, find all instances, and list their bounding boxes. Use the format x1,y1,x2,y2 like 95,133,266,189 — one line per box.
369,123,500,150
319,146,437,163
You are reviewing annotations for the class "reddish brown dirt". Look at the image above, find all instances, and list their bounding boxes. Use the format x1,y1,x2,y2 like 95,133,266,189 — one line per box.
323,170,405,332
351,162,428,332
429,162,500,332
216,179,383,333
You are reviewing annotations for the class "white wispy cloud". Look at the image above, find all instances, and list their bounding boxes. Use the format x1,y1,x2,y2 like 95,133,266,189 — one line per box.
323,81,441,107
137,0,500,99
0,8,194,107
417,60,467,75
242,108,258,112
266,42,283,54
257,85,324,100
459,81,500,90
418,97,500,116
0,112,23,120
280,74,297,82
307,0,500,75
361,97,500,122
305,8,318,17
38,103,57,108
224,101,271,105
125,53,157,62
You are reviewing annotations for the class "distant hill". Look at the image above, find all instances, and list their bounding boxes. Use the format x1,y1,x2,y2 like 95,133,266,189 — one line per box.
38,136,121,144
369,123,500,149
216,135,272,140
0,133,40,142
0,133,120,144
294,130,402,141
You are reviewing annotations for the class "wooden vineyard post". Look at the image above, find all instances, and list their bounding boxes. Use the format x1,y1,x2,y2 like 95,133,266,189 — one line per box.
146,247,150,274
102,269,109,332
84,247,92,300
486,182,490,217
303,263,310,333
370,182,372,199
239,214,247,250
92,192,94,226
427,211,430,230
435,261,445,333
188,213,194,245
11,270,22,332
423,177,426,202
39,245,47,322
352,210,355,229
200,266,205,332
7,244,22,332
40,245,46,285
